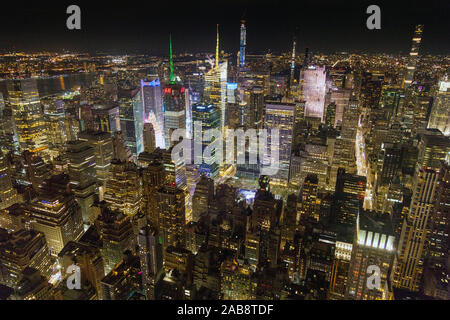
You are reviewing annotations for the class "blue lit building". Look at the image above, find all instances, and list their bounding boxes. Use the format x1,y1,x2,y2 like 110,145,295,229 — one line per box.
119,87,144,160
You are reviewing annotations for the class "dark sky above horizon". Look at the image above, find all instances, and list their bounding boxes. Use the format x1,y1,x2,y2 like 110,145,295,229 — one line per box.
0,0,449,55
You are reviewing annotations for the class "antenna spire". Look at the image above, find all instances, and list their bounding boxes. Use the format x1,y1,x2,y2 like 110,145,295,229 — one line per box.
169,33,175,84
215,24,219,68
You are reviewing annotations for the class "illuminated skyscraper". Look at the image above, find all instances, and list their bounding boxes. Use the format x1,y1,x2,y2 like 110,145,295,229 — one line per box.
104,159,143,217
428,78,449,136
143,122,156,154
0,154,19,210
265,103,296,186
346,213,396,300
163,35,188,149
298,174,320,223
299,66,327,121
157,184,186,250
7,79,47,155
0,229,53,288
192,103,221,180
404,25,424,88
141,78,165,149
395,131,450,291
192,175,214,222
96,208,136,274
27,177,84,256
119,87,144,160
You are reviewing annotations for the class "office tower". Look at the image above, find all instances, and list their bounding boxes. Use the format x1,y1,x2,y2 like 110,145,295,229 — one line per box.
157,184,186,250
204,26,227,136
264,103,296,186
404,25,424,88
58,241,105,297
66,140,97,223
329,88,351,126
294,143,329,191
220,257,254,300
329,98,359,190
91,104,120,134
96,208,136,274
100,251,142,300
138,224,163,299
192,103,221,179
346,213,396,300
334,168,366,227
103,159,142,217
142,160,166,226
13,267,54,300
239,20,246,69
192,175,214,222
118,87,144,160
0,229,53,288
281,194,297,246
298,174,320,223
299,66,327,121
112,131,133,162
360,72,384,110
247,87,265,129
380,87,405,122
395,131,450,291
0,92,19,154
27,177,84,256
329,229,353,300
7,79,47,155
143,123,156,154
0,154,19,210
78,131,113,192
164,245,194,288
141,78,163,135
163,35,188,149
423,159,450,299
428,78,449,136
22,150,52,191
325,103,336,128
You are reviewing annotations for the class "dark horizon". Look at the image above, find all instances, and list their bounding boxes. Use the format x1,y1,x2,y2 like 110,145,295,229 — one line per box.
1,0,449,55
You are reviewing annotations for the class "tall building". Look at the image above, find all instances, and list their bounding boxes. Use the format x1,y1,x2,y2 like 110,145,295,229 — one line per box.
239,20,246,69
143,123,156,154
7,79,47,155
27,177,84,256
298,174,320,222
96,208,136,274
0,229,53,288
104,159,143,217
192,175,214,222
264,103,296,186
395,131,450,291
138,224,163,299
157,184,186,250
0,154,19,210
404,25,424,88
346,213,396,300
428,78,449,136
334,168,366,227
192,103,221,179
299,66,327,121
119,87,144,160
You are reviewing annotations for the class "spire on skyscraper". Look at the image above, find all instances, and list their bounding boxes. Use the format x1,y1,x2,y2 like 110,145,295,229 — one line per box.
215,24,220,69
169,33,175,84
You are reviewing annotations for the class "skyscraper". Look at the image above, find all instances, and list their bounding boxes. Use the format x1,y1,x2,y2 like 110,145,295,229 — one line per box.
299,66,327,121
119,87,144,160
404,25,424,88
0,154,19,210
428,77,449,136
7,79,47,155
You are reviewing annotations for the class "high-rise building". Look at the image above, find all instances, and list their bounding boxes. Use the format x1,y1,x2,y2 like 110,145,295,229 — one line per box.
239,20,246,69
143,123,156,154
192,175,214,222
0,154,19,210
395,130,450,291
428,78,449,136
404,25,424,88
95,208,136,274
299,66,327,121
119,87,144,160
0,229,53,288
157,184,186,250
103,159,142,217
264,103,296,186
27,177,84,256
298,174,320,223
7,79,47,155
346,213,396,300
192,103,221,179
138,224,163,299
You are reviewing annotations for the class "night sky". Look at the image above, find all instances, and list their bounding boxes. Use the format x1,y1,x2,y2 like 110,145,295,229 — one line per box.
0,0,448,55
